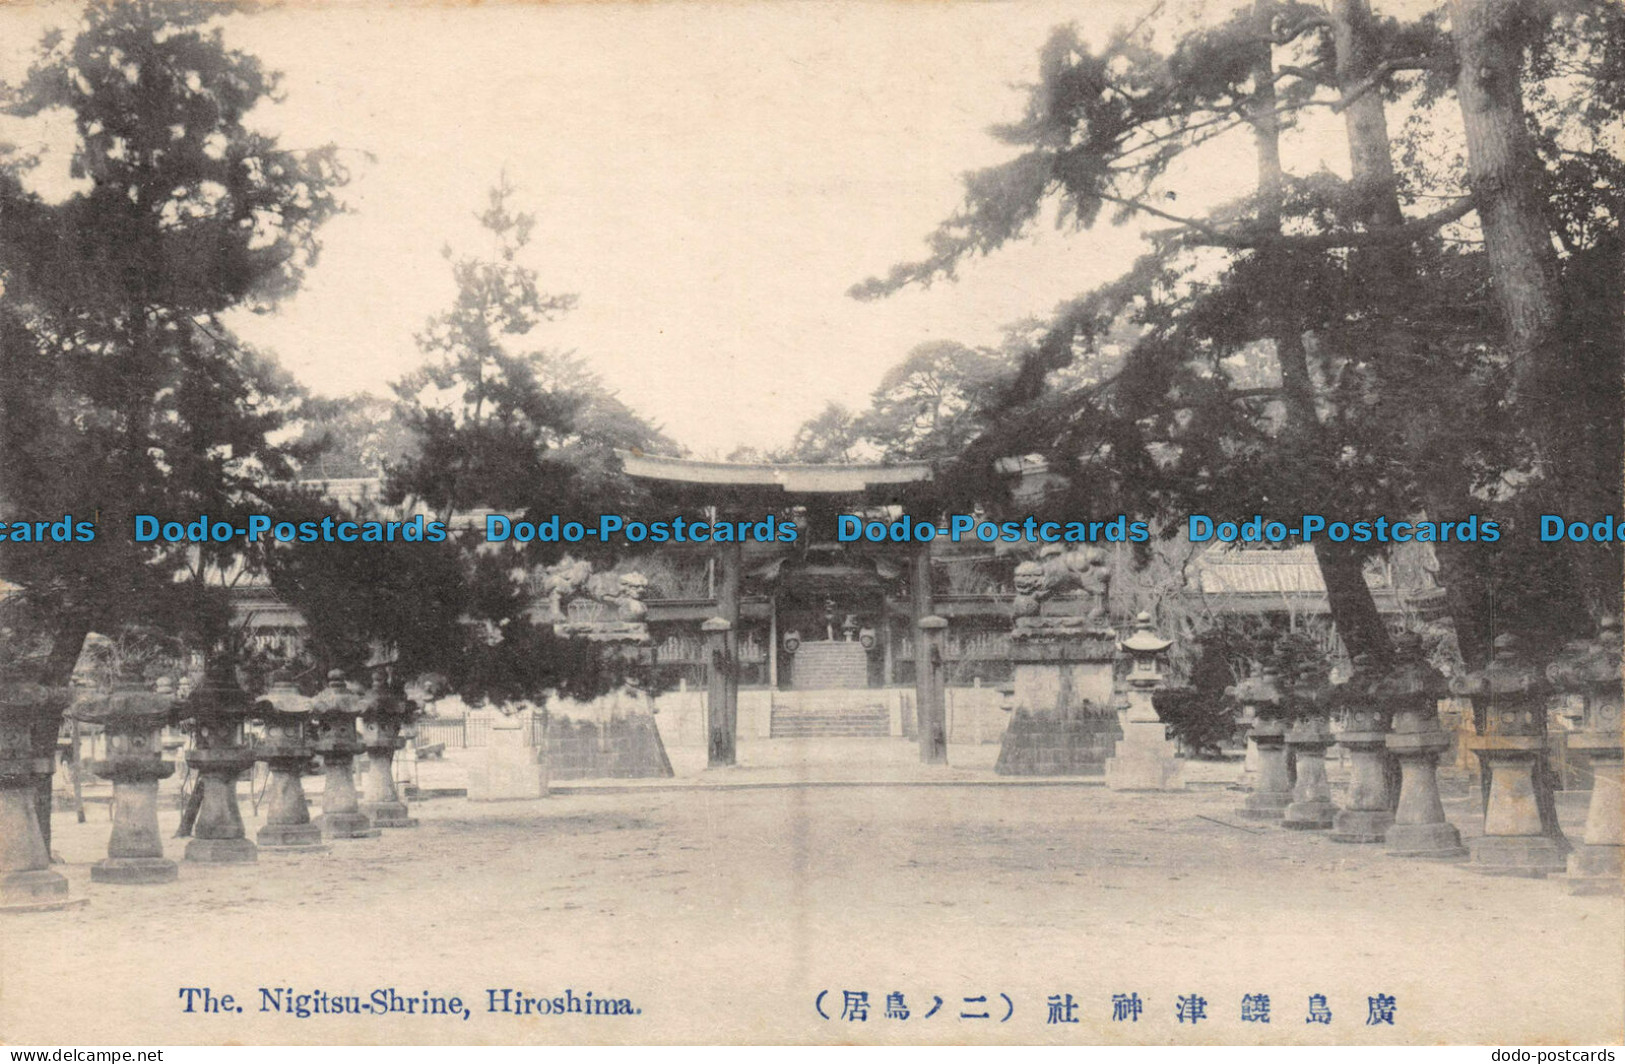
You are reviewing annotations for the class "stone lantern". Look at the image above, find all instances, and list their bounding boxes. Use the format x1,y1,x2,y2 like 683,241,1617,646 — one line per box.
1546,617,1623,895
359,656,417,829
1378,634,1466,859
1106,613,1182,791
1326,654,1393,843
177,652,259,864
1236,669,1291,820
1452,635,1566,876
1281,662,1337,831
308,670,379,839
71,667,180,883
253,670,324,850
0,682,85,911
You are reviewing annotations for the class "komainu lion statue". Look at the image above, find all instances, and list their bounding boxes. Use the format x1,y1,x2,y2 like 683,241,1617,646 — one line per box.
542,558,649,622
1011,544,1111,620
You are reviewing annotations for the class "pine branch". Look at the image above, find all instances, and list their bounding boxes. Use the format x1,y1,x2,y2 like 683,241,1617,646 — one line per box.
1095,191,1477,251
1333,57,1442,112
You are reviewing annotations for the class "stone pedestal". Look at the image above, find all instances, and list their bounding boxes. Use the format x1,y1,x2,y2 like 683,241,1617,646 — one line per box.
256,755,325,850
1374,638,1466,859
255,674,324,850
360,730,416,828
1468,741,1566,875
1328,668,1393,843
178,656,260,864
467,714,549,801
1385,726,1467,859
319,750,379,838
91,757,179,883
995,619,1121,776
1105,709,1184,790
1283,716,1337,830
1,703,85,912
1457,637,1566,877
1240,719,1293,819
1234,672,1290,819
71,672,180,883
1548,621,1623,895
1240,706,1261,778
1565,737,1623,895
309,671,379,839
185,747,258,863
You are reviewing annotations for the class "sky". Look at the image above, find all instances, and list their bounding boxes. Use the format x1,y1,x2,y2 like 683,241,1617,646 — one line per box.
0,0,1372,457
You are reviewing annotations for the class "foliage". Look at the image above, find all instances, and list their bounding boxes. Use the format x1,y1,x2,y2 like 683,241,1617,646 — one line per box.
0,0,346,676
268,180,669,707
851,0,1621,662
1151,686,1236,758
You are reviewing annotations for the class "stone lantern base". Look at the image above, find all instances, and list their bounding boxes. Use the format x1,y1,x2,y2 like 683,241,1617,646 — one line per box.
1,870,88,912
1562,844,1622,895
92,857,179,884
360,741,418,828
322,810,381,839
1471,834,1567,877
1384,722,1467,859
1282,723,1337,831
361,805,418,829
1330,809,1394,842
185,837,258,863
183,742,260,864
1385,821,1469,859
255,754,327,851
258,822,326,848
1238,728,1293,820
1329,730,1394,843
1560,739,1621,895
1,755,87,911
1469,743,1567,877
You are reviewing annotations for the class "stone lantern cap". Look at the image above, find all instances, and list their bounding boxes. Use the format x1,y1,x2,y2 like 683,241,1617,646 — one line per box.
308,669,364,721
257,669,311,726
1118,612,1172,656
1232,670,1283,710
69,668,175,730
255,668,312,760
2,681,74,725
1546,616,1623,695
1451,634,1549,700
176,654,260,727
1547,617,1624,751
307,670,366,755
360,673,418,723
1452,635,1549,745
1374,634,1452,740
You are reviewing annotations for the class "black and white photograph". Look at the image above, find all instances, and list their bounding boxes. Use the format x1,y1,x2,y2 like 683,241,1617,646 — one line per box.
0,0,1620,1049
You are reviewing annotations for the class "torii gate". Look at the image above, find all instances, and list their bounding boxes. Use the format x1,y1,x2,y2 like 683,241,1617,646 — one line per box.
614,451,947,765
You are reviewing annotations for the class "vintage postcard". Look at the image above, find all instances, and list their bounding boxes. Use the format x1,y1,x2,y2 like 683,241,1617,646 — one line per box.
0,0,1620,1050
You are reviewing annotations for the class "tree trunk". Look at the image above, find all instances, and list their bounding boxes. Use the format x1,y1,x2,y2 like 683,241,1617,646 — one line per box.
1449,0,1563,388
1251,1,1394,666
1333,0,1498,670
32,617,89,858
1449,0,1619,619
1335,0,1564,840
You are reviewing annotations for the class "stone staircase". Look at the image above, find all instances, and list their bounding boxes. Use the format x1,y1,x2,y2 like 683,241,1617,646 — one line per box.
789,641,869,689
770,690,890,738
